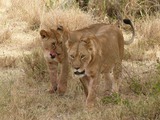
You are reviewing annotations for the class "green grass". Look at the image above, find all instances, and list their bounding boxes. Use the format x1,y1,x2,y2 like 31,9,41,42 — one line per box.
102,93,122,105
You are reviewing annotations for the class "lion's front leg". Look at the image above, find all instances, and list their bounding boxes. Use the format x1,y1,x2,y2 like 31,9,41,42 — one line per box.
80,75,89,97
85,75,99,108
57,60,69,95
47,61,58,94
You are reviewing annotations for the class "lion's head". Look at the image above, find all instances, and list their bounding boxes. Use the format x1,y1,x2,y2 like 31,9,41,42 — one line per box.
40,26,68,63
66,33,99,77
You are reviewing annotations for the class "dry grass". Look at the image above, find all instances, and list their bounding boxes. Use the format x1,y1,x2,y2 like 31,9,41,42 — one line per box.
0,54,160,119
137,17,160,48
40,7,95,31
21,48,48,82
0,29,11,43
123,15,160,61
7,0,44,30
89,0,160,20
0,0,160,120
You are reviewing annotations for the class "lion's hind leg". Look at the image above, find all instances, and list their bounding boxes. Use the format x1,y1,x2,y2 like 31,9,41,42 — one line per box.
103,63,114,95
112,61,122,93
103,72,112,95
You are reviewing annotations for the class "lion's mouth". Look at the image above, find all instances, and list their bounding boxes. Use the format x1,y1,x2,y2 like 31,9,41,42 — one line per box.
74,70,85,75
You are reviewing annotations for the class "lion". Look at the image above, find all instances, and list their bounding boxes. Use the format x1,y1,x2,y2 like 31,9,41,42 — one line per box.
39,23,111,95
40,27,69,95
66,19,135,107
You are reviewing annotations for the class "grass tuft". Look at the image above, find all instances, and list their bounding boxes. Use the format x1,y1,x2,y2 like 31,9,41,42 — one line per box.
129,78,143,95
102,93,121,105
21,48,48,82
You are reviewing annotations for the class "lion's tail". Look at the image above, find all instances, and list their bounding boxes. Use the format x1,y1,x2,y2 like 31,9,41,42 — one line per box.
123,19,135,45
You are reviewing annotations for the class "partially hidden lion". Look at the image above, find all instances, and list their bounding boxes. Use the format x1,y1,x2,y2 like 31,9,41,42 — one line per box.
66,19,135,107
39,23,111,95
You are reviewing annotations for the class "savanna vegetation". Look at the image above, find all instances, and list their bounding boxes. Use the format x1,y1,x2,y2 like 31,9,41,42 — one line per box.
0,0,160,119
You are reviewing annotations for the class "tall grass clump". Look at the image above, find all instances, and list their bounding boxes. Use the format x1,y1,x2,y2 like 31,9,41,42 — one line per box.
121,96,160,120
0,80,12,118
88,0,160,20
137,17,160,49
122,0,160,19
7,0,94,31
8,0,45,30
21,48,48,82
40,5,96,32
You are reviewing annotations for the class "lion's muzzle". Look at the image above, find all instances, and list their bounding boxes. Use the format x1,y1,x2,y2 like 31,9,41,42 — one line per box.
50,51,56,59
74,70,85,75
50,53,56,59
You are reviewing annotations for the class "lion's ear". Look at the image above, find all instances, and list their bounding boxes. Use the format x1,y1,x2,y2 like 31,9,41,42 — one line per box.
57,25,69,42
40,30,48,39
65,40,73,49
81,35,96,51
81,35,95,44
56,25,64,36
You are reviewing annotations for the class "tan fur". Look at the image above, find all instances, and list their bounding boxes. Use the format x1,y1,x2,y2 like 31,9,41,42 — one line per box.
66,19,135,107
40,28,69,95
39,23,110,95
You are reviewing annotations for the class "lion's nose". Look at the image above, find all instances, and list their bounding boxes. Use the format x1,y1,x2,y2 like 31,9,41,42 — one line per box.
75,67,80,70
50,53,56,59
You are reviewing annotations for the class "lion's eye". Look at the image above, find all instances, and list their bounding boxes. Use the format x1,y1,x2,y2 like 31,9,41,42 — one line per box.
70,55,75,59
81,55,85,59
52,42,56,49
59,42,62,46
52,42,55,46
